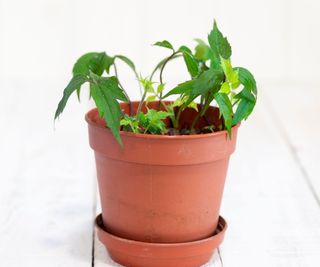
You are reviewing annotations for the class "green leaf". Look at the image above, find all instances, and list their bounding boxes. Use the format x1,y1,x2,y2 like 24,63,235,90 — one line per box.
234,87,256,102
194,39,211,61
90,81,123,145
73,52,114,100
171,97,198,112
235,67,257,95
73,52,114,76
178,46,199,78
139,76,156,93
162,80,195,98
89,74,128,102
54,74,87,120
157,84,165,94
214,92,233,135
208,21,232,59
230,69,240,89
220,82,230,93
232,98,255,125
138,109,171,134
120,115,140,133
192,68,224,96
146,95,156,105
220,58,240,89
115,55,136,71
232,87,256,125
73,53,97,75
178,45,192,54
153,40,174,50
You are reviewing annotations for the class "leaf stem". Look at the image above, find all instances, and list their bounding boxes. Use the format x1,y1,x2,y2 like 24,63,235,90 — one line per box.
173,105,184,129
136,89,147,117
158,52,180,103
113,63,133,115
191,93,211,130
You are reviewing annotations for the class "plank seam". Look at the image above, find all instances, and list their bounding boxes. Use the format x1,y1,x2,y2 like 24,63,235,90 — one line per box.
217,247,223,267
264,94,320,207
91,177,98,267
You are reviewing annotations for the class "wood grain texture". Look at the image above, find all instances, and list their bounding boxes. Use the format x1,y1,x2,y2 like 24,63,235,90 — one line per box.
264,84,320,201
0,80,95,266
220,88,320,266
1,82,320,266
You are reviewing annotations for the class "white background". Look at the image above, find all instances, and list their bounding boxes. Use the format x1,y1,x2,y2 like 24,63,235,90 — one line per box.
1,1,320,267
1,0,320,92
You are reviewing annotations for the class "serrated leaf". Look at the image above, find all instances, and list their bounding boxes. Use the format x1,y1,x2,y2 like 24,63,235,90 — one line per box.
162,80,195,98
54,74,87,120
90,81,123,145
73,52,114,76
72,52,97,75
232,98,255,125
90,74,128,102
120,115,140,133
235,67,257,95
73,52,114,101
153,40,174,50
232,87,256,125
139,76,156,93
208,21,232,59
192,68,224,96
138,109,171,134
214,92,233,136
234,87,256,102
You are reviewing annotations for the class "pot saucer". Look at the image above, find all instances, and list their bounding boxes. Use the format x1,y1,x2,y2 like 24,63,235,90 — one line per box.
95,213,227,267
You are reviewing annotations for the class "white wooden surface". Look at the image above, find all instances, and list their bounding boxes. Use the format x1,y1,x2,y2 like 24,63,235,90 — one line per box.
1,83,319,266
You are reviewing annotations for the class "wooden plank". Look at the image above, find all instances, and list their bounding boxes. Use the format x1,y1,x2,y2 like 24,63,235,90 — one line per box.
219,89,320,266
0,81,95,266
263,84,320,200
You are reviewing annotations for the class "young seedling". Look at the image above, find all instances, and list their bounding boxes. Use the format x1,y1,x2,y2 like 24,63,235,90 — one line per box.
55,20,257,145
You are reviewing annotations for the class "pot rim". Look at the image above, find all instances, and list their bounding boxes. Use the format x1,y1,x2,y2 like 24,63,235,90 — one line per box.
85,107,240,141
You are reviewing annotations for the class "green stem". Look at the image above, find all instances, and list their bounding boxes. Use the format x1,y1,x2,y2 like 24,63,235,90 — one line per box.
150,53,182,81
113,63,130,102
158,52,180,103
113,63,133,115
173,105,184,129
191,93,211,130
136,89,147,117
232,98,241,107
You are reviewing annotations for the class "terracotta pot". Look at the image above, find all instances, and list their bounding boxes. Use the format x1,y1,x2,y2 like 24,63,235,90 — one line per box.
86,101,238,243
95,213,227,267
